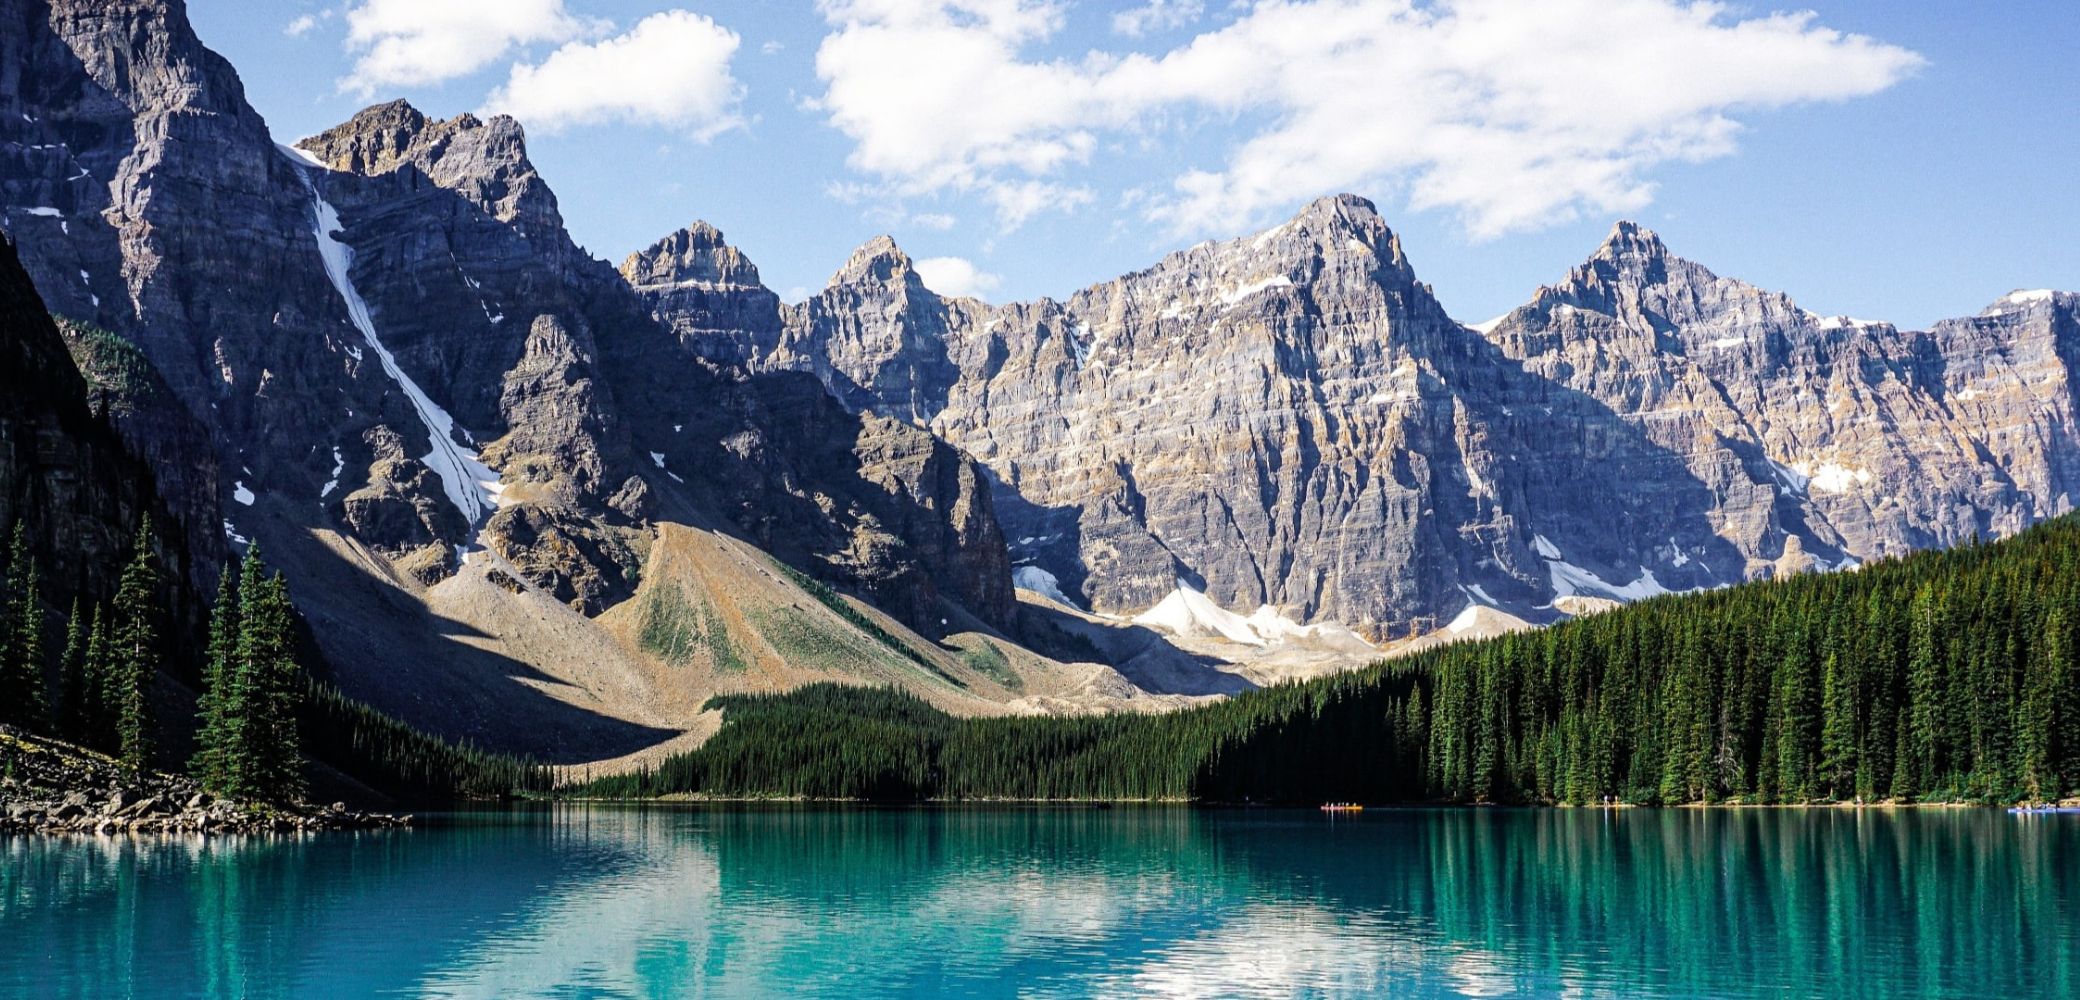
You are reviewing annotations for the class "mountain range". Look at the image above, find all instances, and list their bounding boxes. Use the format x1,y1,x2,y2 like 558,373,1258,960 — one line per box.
2,0,2074,763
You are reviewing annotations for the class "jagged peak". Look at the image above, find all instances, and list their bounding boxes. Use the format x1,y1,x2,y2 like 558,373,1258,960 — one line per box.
621,221,763,288
1980,288,2073,318
352,98,428,130
1594,220,1670,262
1251,193,1393,249
299,101,525,177
829,235,915,288
1193,192,1402,266
1296,193,1383,225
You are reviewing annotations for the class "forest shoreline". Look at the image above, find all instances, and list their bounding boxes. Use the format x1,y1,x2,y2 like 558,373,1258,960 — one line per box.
545,793,2078,809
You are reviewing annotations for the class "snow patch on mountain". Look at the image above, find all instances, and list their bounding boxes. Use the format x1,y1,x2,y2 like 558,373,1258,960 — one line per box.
290,149,504,531
319,446,344,499
1546,559,1671,601
1012,565,1078,609
1218,275,1292,308
1133,580,1373,649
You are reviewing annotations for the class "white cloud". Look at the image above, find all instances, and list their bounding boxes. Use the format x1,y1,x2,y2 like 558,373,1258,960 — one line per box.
341,0,590,95
284,14,320,38
812,0,1922,239
1112,0,1204,37
913,256,1002,299
911,212,958,230
483,11,747,138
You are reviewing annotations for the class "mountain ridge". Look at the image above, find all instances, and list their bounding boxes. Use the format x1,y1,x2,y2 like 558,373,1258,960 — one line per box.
633,195,2078,637
4,0,2077,769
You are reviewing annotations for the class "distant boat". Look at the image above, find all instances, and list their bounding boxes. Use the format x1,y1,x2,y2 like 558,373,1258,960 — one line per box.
1320,803,1364,813
2007,805,2080,815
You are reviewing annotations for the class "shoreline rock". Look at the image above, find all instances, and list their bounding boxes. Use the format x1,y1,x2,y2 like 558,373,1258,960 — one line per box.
1,726,409,836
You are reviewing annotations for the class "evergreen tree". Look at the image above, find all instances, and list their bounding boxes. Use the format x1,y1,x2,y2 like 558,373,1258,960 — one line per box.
1902,586,1941,798
1773,620,1819,801
110,519,159,771
0,523,48,730
2018,607,2063,801
57,598,88,742
1819,648,1857,799
191,565,243,795
234,549,306,804
82,604,112,751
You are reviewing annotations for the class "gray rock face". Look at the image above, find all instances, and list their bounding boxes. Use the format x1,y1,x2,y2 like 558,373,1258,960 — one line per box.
1,0,1017,686
636,199,2080,637
621,221,783,366
0,232,199,636
1481,227,2080,577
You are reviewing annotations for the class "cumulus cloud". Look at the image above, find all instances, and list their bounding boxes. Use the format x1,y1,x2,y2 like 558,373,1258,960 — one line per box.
812,0,1923,239
341,0,589,95
483,11,747,137
1112,0,1204,37
911,212,958,230
284,14,320,38
913,256,1002,299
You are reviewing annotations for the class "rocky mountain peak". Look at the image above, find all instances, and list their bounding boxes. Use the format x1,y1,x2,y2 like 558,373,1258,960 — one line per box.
830,235,917,288
1595,220,1669,261
1979,288,2073,318
300,101,531,179
1516,220,1781,338
300,102,566,255
1571,220,1688,293
295,99,429,172
620,221,764,290
1295,192,1384,229
1221,193,1418,289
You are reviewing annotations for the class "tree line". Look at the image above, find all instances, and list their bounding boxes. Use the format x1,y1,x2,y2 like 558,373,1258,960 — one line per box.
582,515,2080,805
0,517,545,804
0,520,161,773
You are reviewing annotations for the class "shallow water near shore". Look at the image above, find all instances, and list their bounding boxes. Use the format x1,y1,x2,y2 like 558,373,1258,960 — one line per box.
3,805,2075,998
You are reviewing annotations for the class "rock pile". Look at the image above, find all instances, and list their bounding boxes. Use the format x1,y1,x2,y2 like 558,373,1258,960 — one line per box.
0,726,407,835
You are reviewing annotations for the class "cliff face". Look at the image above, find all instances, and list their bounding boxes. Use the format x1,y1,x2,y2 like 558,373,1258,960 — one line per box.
288,101,1016,629
1480,228,2080,574
0,0,1021,750
634,201,2080,637
0,232,196,640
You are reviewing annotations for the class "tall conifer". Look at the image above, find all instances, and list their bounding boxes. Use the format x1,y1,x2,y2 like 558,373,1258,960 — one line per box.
191,565,243,794
0,523,47,730
110,519,159,771
57,598,88,741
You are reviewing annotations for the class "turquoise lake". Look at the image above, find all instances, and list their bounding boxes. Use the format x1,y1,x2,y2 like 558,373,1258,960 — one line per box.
2,806,2075,998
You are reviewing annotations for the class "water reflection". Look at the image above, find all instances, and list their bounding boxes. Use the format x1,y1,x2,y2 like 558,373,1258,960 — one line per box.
2,807,2074,998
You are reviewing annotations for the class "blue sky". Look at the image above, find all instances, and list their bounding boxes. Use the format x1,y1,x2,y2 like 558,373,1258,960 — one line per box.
190,1,2077,328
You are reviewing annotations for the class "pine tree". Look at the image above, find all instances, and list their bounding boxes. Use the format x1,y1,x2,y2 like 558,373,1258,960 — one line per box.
57,598,88,741
0,523,48,730
191,565,243,795
1819,648,1857,799
1902,585,1941,798
110,519,159,771
83,604,112,751
234,550,306,804
1774,618,1819,802
2018,607,2063,801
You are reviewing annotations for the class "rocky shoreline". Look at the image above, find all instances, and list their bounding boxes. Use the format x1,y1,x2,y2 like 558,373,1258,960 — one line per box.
1,726,408,835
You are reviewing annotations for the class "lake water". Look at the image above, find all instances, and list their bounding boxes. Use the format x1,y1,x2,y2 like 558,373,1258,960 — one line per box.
2,806,2075,998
